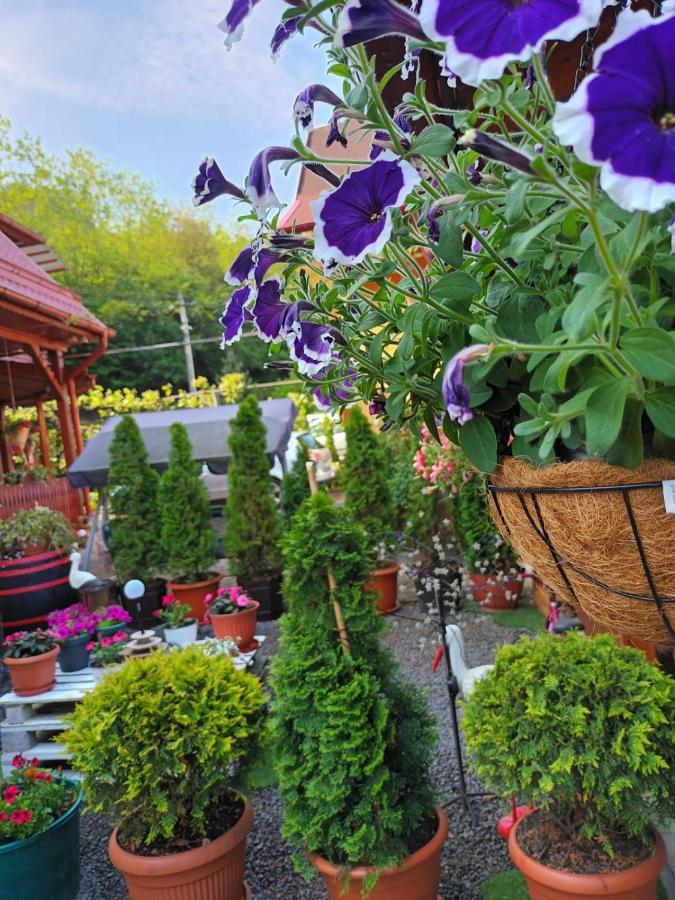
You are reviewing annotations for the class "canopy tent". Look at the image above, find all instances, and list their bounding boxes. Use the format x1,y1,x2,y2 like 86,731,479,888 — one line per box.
66,399,297,488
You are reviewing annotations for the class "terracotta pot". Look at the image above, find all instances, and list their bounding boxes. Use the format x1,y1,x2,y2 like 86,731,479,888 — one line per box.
4,645,60,696
108,796,253,900
310,806,448,900
238,574,283,621
209,602,259,652
469,573,523,611
509,813,666,900
365,561,400,615
167,575,221,621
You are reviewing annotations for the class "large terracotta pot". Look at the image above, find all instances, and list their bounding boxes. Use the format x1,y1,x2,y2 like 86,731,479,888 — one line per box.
365,560,400,615
469,573,523,611
209,601,259,652
167,575,221,622
508,813,666,900
309,806,448,900
4,645,60,696
108,796,253,900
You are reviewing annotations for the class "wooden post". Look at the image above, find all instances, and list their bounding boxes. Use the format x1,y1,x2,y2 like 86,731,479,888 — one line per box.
66,378,84,456
55,392,76,467
0,405,12,473
35,399,52,472
306,461,350,657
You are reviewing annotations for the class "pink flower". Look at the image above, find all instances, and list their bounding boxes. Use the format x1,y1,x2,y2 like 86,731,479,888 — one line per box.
162,594,176,608
86,642,95,652
236,596,251,608
204,593,214,605
216,587,226,597
11,755,25,769
10,808,32,825
112,632,127,643
4,786,21,804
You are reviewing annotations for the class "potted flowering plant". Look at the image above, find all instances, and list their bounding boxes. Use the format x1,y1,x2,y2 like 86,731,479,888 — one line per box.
153,593,198,647
93,604,132,639
63,647,266,900
2,630,59,697
463,633,674,900
205,586,259,651
87,632,129,682
0,754,83,900
47,603,96,673
195,2,675,646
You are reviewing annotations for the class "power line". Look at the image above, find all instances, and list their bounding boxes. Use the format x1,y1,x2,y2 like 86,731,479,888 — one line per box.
67,331,260,359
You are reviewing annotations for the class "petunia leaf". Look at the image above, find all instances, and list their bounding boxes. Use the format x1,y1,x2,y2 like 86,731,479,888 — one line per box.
430,272,480,303
606,398,644,470
505,179,528,225
645,387,675,439
621,328,675,385
458,414,497,474
408,124,456,158
436,217,464,267
585,378,630,457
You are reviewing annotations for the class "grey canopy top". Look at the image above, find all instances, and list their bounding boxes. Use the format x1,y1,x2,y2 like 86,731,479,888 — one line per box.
67,399,297,488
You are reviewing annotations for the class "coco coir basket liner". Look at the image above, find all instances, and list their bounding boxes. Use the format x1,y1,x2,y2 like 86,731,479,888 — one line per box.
487,458,675,645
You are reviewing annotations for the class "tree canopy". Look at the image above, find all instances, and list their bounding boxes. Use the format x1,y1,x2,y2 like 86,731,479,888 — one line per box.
0,117,277,390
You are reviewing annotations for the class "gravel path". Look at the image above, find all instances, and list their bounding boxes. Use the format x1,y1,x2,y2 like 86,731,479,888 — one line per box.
1,591,537,900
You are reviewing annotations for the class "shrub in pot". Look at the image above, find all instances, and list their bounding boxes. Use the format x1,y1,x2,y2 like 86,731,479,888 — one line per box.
225,396,282,620
205,586,258,651
463,633,674,900
342,407,398,614
452,454,522,611
0,754,83,900
47,603,96,672
2,630,60,696
107,415,162,586
63,646,266,900
158,422,218,620
154,593,198,647
271,493,446,898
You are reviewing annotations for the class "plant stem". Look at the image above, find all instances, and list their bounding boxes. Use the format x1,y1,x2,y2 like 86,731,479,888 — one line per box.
463,220,524,286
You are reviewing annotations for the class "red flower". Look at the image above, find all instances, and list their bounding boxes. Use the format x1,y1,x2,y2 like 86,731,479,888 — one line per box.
3,786,21,804
11,754,25,769
33,772,52,782
0,812,6,822
29,758,39,767
10,808,32,825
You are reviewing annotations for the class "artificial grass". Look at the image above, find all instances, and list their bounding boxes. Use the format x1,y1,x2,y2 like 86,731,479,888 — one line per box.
462,597,545,631
480,868,668,900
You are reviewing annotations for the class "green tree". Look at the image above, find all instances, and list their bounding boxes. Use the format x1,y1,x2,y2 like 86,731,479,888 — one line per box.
279,441,313,524
224,395,280,580
107,416,161,581
158,423,215,583
270,494,437,881
342,407,393,542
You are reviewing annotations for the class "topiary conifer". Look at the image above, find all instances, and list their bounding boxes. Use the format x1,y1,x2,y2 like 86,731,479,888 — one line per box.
224,395,280,580
270,493,437,881
158,422,215,583
279,441,312,524
107,415,162,582
342,406,393,542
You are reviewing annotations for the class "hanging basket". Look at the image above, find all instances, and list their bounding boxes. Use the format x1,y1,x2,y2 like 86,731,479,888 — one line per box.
487,458,675,645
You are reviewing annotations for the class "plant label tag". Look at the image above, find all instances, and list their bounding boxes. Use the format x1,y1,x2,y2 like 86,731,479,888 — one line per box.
663,481,675,514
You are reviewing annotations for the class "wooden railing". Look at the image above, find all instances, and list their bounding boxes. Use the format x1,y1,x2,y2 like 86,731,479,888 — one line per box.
0,478,84,524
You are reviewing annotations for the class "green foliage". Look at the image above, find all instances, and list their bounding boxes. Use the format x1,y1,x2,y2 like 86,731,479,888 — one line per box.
224,396,280,580
0,508,73,558
280,441,312,524
463,633,675,851
158,422,215,582
1,758,76,844
3,630,56,659
342,408,393,547
63,646,266,846
453,462,516,574
270,494,437,884
107,416,161,582
480,869,530,900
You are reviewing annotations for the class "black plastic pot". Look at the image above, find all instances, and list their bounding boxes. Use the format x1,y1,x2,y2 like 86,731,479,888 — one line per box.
58,634,91,672
239,573,283,621
119,578,167,630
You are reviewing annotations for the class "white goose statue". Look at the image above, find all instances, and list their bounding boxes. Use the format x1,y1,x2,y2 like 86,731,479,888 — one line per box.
68,551,101,591
445,624,494,698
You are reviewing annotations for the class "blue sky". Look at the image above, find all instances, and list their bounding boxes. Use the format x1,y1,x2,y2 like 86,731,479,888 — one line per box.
0,0,333,222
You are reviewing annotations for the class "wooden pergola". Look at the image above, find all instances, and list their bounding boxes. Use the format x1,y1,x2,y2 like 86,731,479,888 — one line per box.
0,213,112,516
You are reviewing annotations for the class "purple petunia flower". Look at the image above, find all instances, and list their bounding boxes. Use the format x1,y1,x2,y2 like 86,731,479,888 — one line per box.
192,157,245,207
311,153,420,265
249,279,291,343
219,285,251,345
247,146,340,218
440,55,458,88
471,229,489,254
369,112,412,161
442,344,491,424
225,244,282,286
326,114,348,148
271,15,301,60
553,8,675,213
419,0,606,86
402,43,422,80
286,321,342,376
218,0,262,49
312,361,358,408
293,84,343,129
335,0,427,48
459,130,533,174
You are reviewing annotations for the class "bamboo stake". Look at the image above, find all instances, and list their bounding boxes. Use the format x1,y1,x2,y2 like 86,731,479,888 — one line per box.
306,461,350,656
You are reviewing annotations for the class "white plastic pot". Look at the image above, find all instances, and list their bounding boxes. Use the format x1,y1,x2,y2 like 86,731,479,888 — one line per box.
164,620,198,647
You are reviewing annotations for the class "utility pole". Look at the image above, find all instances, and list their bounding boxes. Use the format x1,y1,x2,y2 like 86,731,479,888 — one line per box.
177,291,196,392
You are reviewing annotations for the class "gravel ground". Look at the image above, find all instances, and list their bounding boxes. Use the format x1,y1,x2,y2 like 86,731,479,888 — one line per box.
1,588,536,900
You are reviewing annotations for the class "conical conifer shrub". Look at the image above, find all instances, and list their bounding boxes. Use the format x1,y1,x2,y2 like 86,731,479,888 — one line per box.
342,407,393,542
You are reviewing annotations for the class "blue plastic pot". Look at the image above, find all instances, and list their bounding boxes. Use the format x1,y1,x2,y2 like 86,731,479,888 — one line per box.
58,634,90,672
0,781,83,900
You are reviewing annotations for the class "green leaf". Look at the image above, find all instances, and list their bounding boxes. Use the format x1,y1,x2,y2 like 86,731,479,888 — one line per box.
496,294,546,344
436,216,464,267
621,328,675,384
409,124,456,158
585,379,630,457
505,180,528,225
430,271,480,303
645,387,675,438
606,398,644,469
459,415,497,473
508,207,567,256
